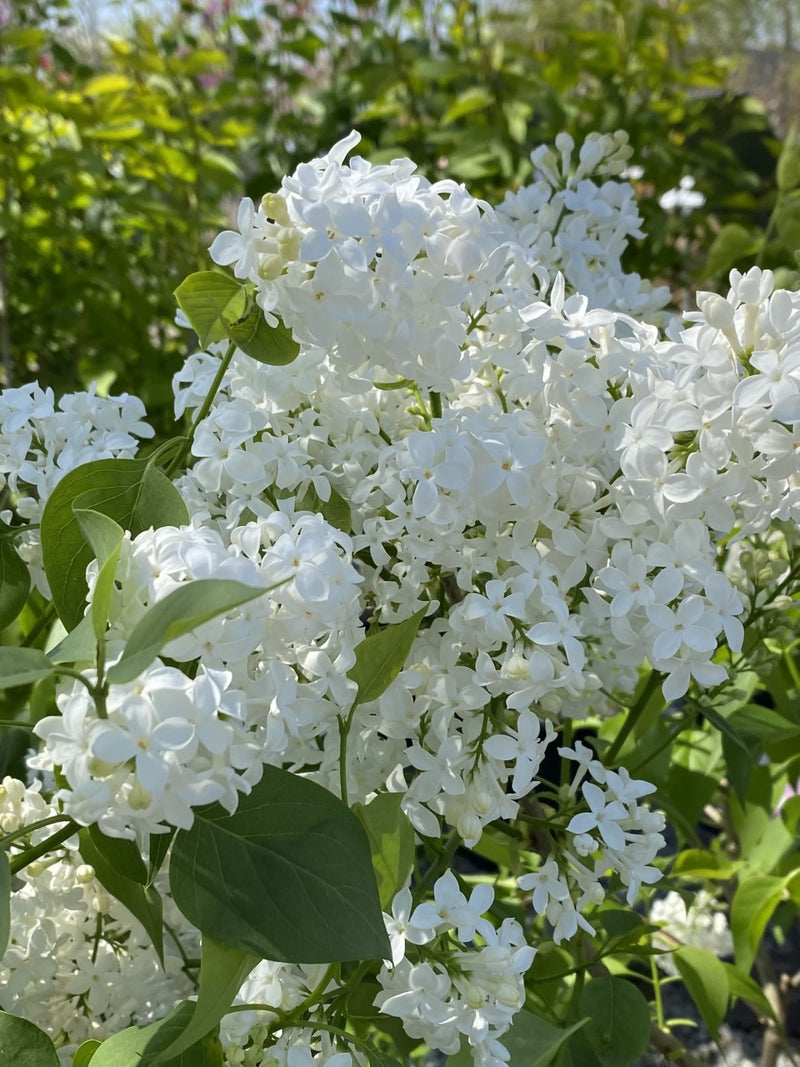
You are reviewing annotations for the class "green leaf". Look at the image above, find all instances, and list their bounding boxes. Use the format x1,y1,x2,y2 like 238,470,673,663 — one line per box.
78,828,164,965
722,961,776,1020
0,541,31,630
107,579,266,685
0,1011,59,1066
226,305,300,366
87,1002,223,1066
159,938,258,1061
702,705,750,754
576,977,651,1067
0,849,10,957
442,87,494,125
174,271,246,349
41,459,189,630
296,484,351,534
73,1041,101,1067
503,1011,588,1067
0,647,55,689
74,509,125,641
169,765,389,963
705,223,759,278
731,873,791,974
671,848,742,880
354,792,415,910
148,829,175,886
674,945,728,1040
47,614,97,665
777,131,800,192
87,824,148,884
722,729,760,807
347,608,426,709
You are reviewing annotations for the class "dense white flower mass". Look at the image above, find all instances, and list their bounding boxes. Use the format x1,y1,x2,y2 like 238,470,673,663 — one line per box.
1,129,798,1066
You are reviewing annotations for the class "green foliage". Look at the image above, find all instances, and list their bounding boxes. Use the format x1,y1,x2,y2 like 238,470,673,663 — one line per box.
107,578,267,684
169,765,390,963
40,458,188,630
159,938,258,1062
78,827,165,965
347,607,426,708
354,792,416,910
0,1011,59,1067
87,1001,223,1066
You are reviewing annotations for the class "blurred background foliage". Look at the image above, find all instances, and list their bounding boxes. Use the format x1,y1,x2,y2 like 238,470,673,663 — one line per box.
1,0,799,430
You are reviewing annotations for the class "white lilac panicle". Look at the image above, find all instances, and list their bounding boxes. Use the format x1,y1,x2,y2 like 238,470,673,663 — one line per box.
0,778,195,1055
3,131,800,1063
649,889,733,974
375,876,534,1062
0,383,153,594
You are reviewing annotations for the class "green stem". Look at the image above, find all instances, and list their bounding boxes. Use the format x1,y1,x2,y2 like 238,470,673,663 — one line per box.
0,813,73,849
167,339,236,477
650,954,665,1031
413,830,460,903
605,669,662,764
9,821,79,874
337,698,359,806
429,390,442,420
0,719,35,730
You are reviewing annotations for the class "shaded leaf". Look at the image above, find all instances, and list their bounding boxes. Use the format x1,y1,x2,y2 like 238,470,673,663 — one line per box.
41,459,188,630
577,977,651,1067
0,1011,59,1067
159,938,258,1061
87,1002,223,1066
79,829,164,965
170,765,389,963
0,541,31,630
0,647,55,689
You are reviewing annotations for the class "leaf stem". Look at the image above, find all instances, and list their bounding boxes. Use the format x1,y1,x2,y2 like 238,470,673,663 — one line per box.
0,813,74,849
9,820,79,874
167,339,237,477
606,669,663,764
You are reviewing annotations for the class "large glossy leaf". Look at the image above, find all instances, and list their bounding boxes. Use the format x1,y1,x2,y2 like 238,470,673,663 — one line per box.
107,579,266,685
0,540,30,630
78,829,164,965
347,608,426,709
170,766,389,963
88,1002,223,1067
159,937,258,1061
0,1011,59,1066
40,459,188,630
0,647,55,690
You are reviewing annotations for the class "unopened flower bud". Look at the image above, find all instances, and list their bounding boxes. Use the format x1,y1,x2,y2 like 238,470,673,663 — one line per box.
497,981,522,1007
261,193,290,227
127,781,152,811
457,813,482,844
75,864,95,885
